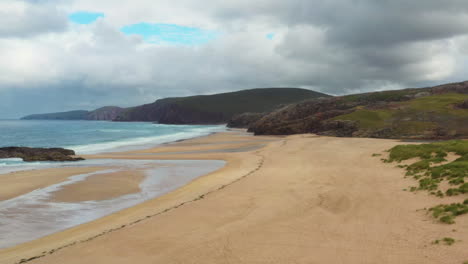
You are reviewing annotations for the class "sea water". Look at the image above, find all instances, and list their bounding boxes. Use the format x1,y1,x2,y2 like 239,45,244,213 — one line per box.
0,120,225,170
0,120,227,248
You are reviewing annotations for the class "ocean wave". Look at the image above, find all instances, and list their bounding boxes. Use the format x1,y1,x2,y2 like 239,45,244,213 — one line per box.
68,126,225,154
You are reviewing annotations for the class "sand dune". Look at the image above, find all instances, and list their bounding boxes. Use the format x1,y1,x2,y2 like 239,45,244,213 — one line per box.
0,132,467,264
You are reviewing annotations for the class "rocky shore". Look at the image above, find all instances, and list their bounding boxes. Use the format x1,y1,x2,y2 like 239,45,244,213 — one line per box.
0,147,84,162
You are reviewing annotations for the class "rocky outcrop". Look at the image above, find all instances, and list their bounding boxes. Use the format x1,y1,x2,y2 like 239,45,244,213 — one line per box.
87,106,124,121
456,99,468,109
0,147,84,162
227,112,266,128
249,81,468,139
249,97,356,135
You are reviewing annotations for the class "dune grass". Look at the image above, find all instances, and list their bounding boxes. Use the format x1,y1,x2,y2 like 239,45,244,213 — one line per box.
429,201,468,224
385,140,468,195
383,140,468,224
433,237,456,245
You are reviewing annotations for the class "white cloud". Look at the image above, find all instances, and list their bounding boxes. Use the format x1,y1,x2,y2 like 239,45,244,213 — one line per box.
0,1,67,37
1,0,468,117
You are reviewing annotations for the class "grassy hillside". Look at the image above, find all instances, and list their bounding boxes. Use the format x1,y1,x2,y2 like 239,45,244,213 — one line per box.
249,81,468,139
170,88,328,115
116,88,330,123
332,93,468,138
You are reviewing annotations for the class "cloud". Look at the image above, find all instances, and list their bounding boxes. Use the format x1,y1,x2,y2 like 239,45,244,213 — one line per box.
0,1,67,38
2,0,468,118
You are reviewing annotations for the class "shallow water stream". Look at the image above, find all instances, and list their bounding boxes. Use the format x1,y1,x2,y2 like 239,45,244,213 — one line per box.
0,159,225,248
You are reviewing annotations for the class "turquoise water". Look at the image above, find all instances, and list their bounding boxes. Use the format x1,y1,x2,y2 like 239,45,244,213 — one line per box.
0,120,227,248
0,120,225,155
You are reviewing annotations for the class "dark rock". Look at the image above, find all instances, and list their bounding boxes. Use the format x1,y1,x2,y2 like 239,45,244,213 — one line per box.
227,112,266,128
248,97,356,135
0,147,84,162
318,120,359,137
456,99,468,109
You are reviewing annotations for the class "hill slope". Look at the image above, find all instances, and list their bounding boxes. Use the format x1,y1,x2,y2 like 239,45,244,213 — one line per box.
21,107,124,121
87,106,124,121
249,81,468,139
115,88,330,124
21,110,89,120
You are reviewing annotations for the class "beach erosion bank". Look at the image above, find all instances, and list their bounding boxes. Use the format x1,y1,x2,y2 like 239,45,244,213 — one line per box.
0,131,467,264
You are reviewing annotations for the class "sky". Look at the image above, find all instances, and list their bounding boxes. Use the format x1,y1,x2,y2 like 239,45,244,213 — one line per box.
1,0,468,118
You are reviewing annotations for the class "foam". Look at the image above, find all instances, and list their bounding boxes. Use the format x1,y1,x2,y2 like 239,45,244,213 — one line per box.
68,126,226,154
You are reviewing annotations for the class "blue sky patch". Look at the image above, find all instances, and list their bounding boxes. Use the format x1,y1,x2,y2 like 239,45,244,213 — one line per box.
120,23,218,45
69,11,104,24
266,33,275,40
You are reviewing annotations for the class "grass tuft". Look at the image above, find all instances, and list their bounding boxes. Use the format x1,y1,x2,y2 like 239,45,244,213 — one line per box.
429,203,468,224
385,140,468,194
433,237,456,245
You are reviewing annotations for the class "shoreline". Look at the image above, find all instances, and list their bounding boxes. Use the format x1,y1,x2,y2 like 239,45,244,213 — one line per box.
0,130,274,264
0,133,467,264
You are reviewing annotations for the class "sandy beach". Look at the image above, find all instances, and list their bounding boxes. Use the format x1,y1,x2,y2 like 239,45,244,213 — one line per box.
0,131,467,264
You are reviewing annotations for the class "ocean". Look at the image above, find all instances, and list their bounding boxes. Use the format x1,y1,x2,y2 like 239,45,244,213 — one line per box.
0,120,225,154
0,120,227,247
0,119,225,171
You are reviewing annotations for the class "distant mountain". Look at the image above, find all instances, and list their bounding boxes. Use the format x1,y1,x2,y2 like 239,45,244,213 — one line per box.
21,106,124,121
248,81,468,139
115,88,330,124
87,106,124,121
21,110,89,120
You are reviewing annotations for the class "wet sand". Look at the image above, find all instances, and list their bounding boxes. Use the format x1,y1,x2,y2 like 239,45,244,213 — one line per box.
51,170,146,203
1,132,467,264
0,167,106,201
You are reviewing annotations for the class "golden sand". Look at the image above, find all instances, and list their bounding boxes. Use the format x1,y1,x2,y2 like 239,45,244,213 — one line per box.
0,167,106,201
1,132,467,264
50,170,146,203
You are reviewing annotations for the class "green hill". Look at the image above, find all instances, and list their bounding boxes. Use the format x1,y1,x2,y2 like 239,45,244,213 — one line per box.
249,81,468,139
115,88,330,124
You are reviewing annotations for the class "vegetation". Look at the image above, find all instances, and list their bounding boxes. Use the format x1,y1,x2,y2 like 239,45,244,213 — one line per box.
433,237,456,245
343,89,414,103
171,88,329,116
383,140,468,224
429,201,468,224
333,93,468,137
117,88,330,123
384,140,468,195
332,109,392,129
250,81,468,138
